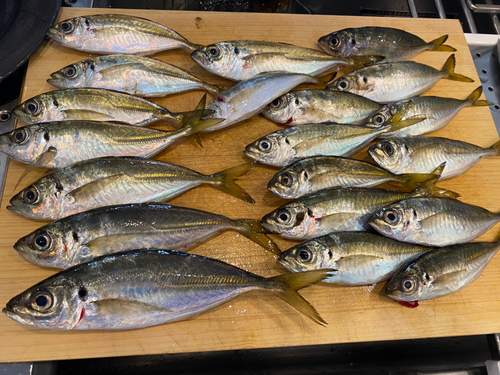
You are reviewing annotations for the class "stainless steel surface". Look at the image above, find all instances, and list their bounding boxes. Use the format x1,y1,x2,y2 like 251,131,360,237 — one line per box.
466,0,500,13
407,0,418,17
0,99,17,208
461,0,479,33
486,0,500,34
434,0,446,18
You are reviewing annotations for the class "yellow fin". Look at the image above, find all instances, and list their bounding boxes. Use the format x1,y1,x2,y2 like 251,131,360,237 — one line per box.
396,170,439,191
209,162,255,203
69,174,125,204
441,54,474,83
489,140,500,155
466,86,491,106
234,219,280,255
429,35,456,52
410,162,460,199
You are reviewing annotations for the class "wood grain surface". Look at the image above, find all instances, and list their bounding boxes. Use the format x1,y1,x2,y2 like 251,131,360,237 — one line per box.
0,7,499,363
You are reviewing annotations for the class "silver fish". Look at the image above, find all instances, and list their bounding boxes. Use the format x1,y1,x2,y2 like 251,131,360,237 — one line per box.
13,88,190,126
48,55,222,97
369,197,500,246
261,171,457,240
191,40,361,81
318,27,455,62
328,54,474,103
3,249,331,329
364,86,489,137
47,14,199,55
368,136,500,179
267,156,439,199
280,232,430,285
385,241,500,304
7,157,254,220
14,203,279,269
260,89,381,125
203,72,332,132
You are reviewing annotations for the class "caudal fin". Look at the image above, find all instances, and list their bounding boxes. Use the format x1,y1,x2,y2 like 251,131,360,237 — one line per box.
378,101,426,134
465,86,491,106
234,219,281,255
269,269,333,326
395,171,439,190
441,54,474,83
410,162,460,199
209,162,255,203
488,140,500,155
428,35,456,52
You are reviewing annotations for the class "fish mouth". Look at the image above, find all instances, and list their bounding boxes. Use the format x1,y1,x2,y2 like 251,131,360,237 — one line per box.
367,144,384,160
47,73,64,88
367,216,388,234
46,27,63,42
243,145,259,160
190,50,208,67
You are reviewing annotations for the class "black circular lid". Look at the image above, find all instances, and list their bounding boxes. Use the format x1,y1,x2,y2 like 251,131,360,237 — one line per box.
0,0,61,82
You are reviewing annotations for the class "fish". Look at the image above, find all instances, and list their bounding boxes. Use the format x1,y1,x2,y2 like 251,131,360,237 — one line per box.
3,249,331,329
368,136,500,179
14,203,280,269
318,27,455,62
47,55,224,97
267,156,441,199
280,232,431,285
12,88,199,127
244,103,421,167
0,95,221,170
327,54,474,103
385,240,500,304
202,72,334,132
369,197,500,246
260,89,381,125
191,40,363,81
363,86,489,137
261,166,457,240
46,14,199,55
7,156,255,221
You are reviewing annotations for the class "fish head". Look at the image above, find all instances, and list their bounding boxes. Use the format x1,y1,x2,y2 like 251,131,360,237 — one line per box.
261,93,301,125
0,125,49,164
267,164,310,199
364,105,395,129
244,133,293,166
14,222,76,269
13,94,58,124
368,138,411,173
318,30,356,57
261,203,318,239
8,177,63,220
328,73,371,94
48,61,90,89
279,240,330,273
191,43,239,76
46,17,89,50
3,276,83,329
368,202,419,242
385,262,427,302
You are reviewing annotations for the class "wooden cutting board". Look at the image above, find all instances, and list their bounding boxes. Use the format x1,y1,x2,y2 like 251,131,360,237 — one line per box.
1,7,499,363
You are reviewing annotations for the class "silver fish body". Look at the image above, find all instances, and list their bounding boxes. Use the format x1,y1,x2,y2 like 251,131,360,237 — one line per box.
7,157,254,220
368,136,500,179
47,14,198,55
328,55,473,103
203,72,324,132
244,123,388,167
261,89,381,125
369,197,500,246
3,249,330,329
191,40,360,81
48,55,220,97
14,203,278,268
13,88,181,126
364,86,489,137
280,232,430,285
318,27,455,62
385,241,500,302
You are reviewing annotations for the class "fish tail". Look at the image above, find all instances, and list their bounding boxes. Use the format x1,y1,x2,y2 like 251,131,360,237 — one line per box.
234,219,281,255
410,162,460,199
381,101,426,133
185,41,203,52
488,140,500,155
441,54,474,83
466,86,491,106
314,72,337,87
269,269,332,326
429,35,456,52
396,171,439,190
209,162,255,203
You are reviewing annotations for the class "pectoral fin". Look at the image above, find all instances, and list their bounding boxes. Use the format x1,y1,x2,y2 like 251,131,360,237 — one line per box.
62,109,116,121
85,233,157,257
431,269,468,290
68,174,125,204
90,299,173,315
336,254,384,270
14,147,57,191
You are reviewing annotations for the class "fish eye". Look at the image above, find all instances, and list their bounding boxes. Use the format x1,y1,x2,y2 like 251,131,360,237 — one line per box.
0,111,11,122
59,21,74,33
383,209,399,225
64,65,77,78
338,80,349,90
400,277,417,293
34,232,52,251
271,98,282,108
258,139,272,152
25,100,40,115
297,248,312,262
23,186,39,204
374,115,385,124
277,209,291,223
280,172,294,187
208,46,221,58
31,291,54,312
12,129,27,144
330,36,340,47
382,142,395,156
